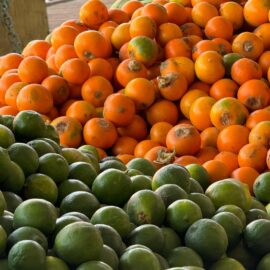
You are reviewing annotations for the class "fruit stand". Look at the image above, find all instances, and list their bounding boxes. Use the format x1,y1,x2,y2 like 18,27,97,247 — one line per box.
1,0,270,269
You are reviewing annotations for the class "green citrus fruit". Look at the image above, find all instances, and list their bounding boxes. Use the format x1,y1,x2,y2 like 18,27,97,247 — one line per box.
130,175,152,193
2,192,22,213
62,211,90,222
8,143,39,176
223,53,243,77
91,206,133,238
54,221,103,265
43,124,60,143
0,259,8,270
185,164,210,190
7,226,48,251
38,153,69,184
209,257,245,270
13,198,57,235
0,225,7,256
76,261,113,270
45,256,69,270
8,240,46,270
161,227,182,257
189,178,204,194
0,147,12,182
167,247,203,268
250,196,267,212
53,216,82,238
166,199,202,235
0,124,15,148
61,148,91,164
246,209,270,224
0,115,14,130
0,211,14,235
126,158,157,176
253,172,270,203
39,138,62,154
27,139,55,157
126,189,166,226
99,245,119,270
152,164,191,192
100,160,127,172
257,253,270,270
78,144,100,161
60,191,100,218
185,219,228,262
127,169,143,177
23,173,58,204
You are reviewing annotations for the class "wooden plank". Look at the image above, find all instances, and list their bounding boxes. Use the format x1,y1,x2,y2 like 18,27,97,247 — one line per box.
0,0,49,55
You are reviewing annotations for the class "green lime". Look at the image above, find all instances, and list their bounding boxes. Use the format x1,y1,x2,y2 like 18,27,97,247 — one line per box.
62,212,90,222
244,219,270,256
53,216,82,238
0,124,15,148
43,124,60,143
0,191,7,216
209,257,245,270
124,244,151,252
13,198,57,235
62,148,90,164
223,53,243,77
8,143,39,176
152,164,191,192
257,253,270,270
126,190,166,226
120,247,160,270
39,138,62,154
27,139,55,157
126,224,164,253
185,164,210,190
0,115,14,130
188,193,216,218
212,212,243,248
246,209,270,224
127,158,157,176
99,245,119,270
13,110,46,140
68,161,97,187
205,179,252,211
0,211,14,235
131,175,152,193
189,178,204,194
185,219,228,262
167,247,203,268
165,267,204,270
54,221,103,265
7,226,48,251
250,196,267,212
100,160,126,172
78,144,100,161
81,151,100,173
95,224,124,256
166,199,202,235
216,204,246,228
23,173,58,204
92,168,132,206
155,184,188,208
38,153,69,184
155,253,169,270
1,161,25,193
0,147,12,182
0,225,7,256
161,227,182,257
76,261,113,270
253,172,270,203
8,240,46,270
45,256,69,270
60,191,100,218
2,192,22,213
127,169,143,177
91,206,133,238
58,179,91,203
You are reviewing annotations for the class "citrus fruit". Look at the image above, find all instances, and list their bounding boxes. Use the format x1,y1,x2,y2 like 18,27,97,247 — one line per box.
38,153,69,184
246,209,270,224
166,247,203,268
76,261,113,270
250,196,267,212
27,139,55,157
95,224,124,256
78,144,100,161
61,148,91,164
185,164,210,190
209,257,245,270
0,124,15,148
155,184,188,208
92,168,132,206
39,138,62,154
0,211,13,235
8,143,39,176
189,178,204,194
91,206,133,238
0,147,12,182
2,192,22,213
43,124,60,143
126,158,157,176
130,175,152,192
68,161,97,187
13,198,57,235
127,169,143,177
45,256,69,270
54,221,103,265
119,247,161,270
166,199,202,235
185,219,228,262
253,172,270,203
0,259,8,270
100,159,127,172
212,212,243,248
152,164,191,192
257,253,270,270
99,245,119,270
57,179,91,202
216,205,246,228
0,115,14,131
1,161,25,193
7,226,48,251
60,191,100,218
244,219,270,256
8,240,46,270
23,173,58,204
13,110,46,140
205,179,252,211
161,227,182,257
126,224,164,253
155,253,169,269
0,225,7,256
62,211,90,222
126,189,166,226
53,215,82,238
223,52,243,77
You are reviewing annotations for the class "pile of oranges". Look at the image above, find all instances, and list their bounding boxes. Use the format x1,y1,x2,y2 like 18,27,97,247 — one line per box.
0,0,270,193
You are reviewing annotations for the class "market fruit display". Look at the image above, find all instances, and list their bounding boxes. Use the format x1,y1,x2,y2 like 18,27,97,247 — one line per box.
1,0,270,268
